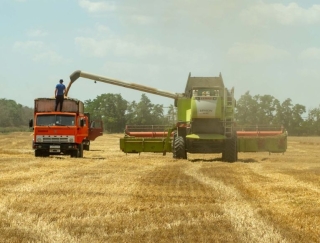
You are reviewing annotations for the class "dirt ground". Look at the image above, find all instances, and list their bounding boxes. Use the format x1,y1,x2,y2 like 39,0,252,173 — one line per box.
0,132,319,243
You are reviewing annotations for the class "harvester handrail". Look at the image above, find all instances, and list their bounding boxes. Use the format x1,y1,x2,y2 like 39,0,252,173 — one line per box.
66,70,182,100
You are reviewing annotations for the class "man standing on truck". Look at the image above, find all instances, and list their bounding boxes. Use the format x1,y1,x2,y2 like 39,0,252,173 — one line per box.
55,79,66,111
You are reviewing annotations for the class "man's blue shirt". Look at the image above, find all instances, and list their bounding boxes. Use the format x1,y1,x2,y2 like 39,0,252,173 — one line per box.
56,84,65,96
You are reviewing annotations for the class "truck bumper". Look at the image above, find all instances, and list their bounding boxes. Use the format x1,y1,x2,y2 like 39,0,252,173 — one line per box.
33,143,78,155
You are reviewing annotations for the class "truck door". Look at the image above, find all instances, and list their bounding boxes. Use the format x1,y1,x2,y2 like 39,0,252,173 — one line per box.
77,116,89,142
87,120,103,141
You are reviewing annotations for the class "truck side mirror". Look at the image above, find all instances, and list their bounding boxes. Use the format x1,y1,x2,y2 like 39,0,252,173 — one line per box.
80,118,85,127
29,119,33,128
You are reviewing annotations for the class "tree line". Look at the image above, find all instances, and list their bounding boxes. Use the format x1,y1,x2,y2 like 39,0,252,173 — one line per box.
0,99,34,132
84,93,175,133
1,92,320,136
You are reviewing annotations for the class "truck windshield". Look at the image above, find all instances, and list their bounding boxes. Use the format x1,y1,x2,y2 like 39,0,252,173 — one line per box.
36,115,75,126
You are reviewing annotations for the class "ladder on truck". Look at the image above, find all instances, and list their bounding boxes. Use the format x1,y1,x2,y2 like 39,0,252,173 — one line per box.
223,88,235,138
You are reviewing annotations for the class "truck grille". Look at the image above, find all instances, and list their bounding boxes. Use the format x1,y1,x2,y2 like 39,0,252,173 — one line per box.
36,135,75,143
43,137,69,143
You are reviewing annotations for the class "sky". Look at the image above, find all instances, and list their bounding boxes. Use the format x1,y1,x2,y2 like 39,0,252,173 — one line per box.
1,0,320,112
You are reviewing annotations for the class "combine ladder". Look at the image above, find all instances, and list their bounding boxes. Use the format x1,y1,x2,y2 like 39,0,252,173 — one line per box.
224,88,235,138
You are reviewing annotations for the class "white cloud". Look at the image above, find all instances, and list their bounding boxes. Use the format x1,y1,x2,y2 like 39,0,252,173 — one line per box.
241,2,320,26
300,48,320,60
26,29,48,37
78,0,116,13
297,67,320,79
227,42,290,63
129,15,154,25
75,36,178,59
13,41,44,51
13,41,69,64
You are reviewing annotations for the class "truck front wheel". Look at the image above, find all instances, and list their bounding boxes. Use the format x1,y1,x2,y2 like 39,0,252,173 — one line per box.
71,150,78,158
35,150,41,157
79,143,83,158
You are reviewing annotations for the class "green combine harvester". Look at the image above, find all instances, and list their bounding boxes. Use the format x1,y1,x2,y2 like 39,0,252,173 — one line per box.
67,70,287,162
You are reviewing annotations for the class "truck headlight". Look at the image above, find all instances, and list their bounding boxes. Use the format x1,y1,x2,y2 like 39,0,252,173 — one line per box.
36,137,43,142
68,137,74,142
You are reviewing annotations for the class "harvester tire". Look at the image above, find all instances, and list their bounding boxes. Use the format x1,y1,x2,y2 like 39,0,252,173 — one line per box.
172,132,177,158
223,136,238,163
173,136,187,159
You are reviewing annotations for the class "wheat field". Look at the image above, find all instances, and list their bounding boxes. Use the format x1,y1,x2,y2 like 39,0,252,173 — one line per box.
0,132,319,243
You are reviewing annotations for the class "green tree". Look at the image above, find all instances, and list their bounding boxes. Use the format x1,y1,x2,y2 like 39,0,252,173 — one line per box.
0,98,33,131
235,91,259,126
125,101,137,125
256,95,279,125
290,104,306,135
165,104,177,125
126,94,165,125
84,93,127,133
304,106,320,135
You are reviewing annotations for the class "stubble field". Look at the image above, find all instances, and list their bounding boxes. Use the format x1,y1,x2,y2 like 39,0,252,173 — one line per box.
0,132,320,243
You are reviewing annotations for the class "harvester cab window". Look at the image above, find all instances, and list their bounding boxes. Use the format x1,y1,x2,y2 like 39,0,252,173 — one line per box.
192,89,199,97
201,90,210,96
213,89,220,97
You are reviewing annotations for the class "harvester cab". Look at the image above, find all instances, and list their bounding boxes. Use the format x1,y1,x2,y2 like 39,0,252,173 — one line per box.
172,73,237,161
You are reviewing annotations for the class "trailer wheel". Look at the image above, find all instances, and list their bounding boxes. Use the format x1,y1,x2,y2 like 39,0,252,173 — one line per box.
173,136,187,159
223,135,238,162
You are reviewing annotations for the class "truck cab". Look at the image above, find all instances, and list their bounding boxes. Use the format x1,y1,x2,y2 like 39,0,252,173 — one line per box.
29,98,103,157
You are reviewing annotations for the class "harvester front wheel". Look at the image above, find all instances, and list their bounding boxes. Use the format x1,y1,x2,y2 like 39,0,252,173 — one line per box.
173,136,187,159
172,132,177,158
223,136,238,163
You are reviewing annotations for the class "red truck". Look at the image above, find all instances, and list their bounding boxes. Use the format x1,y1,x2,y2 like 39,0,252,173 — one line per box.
29,98,103,157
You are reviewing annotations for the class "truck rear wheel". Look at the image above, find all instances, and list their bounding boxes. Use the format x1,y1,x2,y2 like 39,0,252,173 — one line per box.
173,136,187,159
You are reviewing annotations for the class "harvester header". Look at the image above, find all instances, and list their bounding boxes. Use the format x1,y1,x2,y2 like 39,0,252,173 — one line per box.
67,70,182,100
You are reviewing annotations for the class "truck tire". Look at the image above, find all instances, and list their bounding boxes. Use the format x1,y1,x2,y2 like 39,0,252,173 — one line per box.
173,136,187,159
79,143,84,158
71,149,79,158
35,150,49,157
83,144,90,151
35,150,40,157
223,136,238,162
